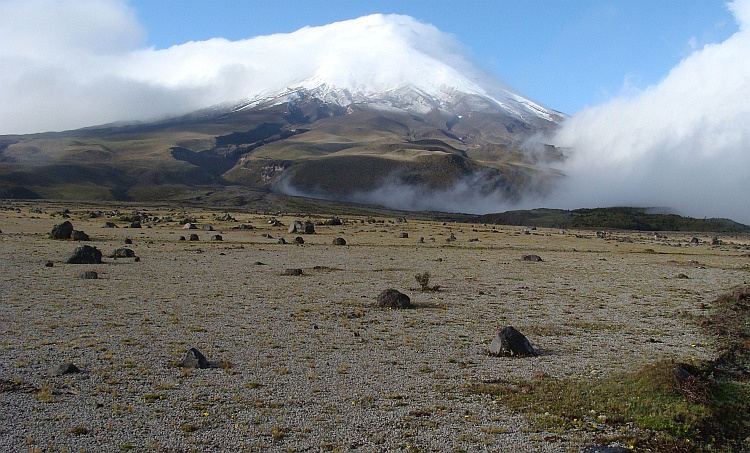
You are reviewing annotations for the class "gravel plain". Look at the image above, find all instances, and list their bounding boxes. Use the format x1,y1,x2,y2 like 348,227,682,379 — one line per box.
1,201,748,452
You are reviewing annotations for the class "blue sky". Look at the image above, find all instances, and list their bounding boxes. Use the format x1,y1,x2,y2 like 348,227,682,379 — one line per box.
128,0,737,114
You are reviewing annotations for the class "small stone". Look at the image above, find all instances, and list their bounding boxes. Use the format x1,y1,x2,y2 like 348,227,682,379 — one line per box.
51,363,81,376
489,326,537,357
178,236,186,241
211,234,223,241
282,268,303,276
179,348,208,369
332,237,347,245
66,245,103,264
376,289,413,309
189,234,199,241
398,233,408,238
293,236,304,244
45,261,54,267
124,238,133,244
676,273,689,279
522,254,543,262
81,271,98,279
202,225,214,231
278,237,287,244
111,248,135,258
129,221,141,228
50,221,73,239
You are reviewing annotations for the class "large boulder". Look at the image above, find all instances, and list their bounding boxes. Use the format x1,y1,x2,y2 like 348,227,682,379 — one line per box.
288,220,315,234
66,245,103,264
50,221,73,239
376,289,413,309
489,326,537,357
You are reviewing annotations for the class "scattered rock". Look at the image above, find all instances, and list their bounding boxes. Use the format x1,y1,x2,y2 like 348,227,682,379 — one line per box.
398,233,409,238
711,236,722,245
179,348,208,369
278,237,287,244
129,221,141,228
178,236,186,241
102,222,118,228
418,237,425,243
111,248,135,258
66,245,103,264
217,213,235,222
332,237,347,246
81,271,98,279
211,234,223,241
202,225,214,231
71,230,89,241
690,237,699,245
489,326,538,357
50,363,81,376
522,254,543,262
262,233,273,239
188,234,199,241
376,289,413,309
253,261,265,265
288,220,315,234
50,221,74,239
183,223,197,230
282,268,303,276
124,238,133,244
324,217,342,226
446,233,456,242
582,447,631,453
233,224,254,230
45,261,54,267
293,236,304,244
676,273,689,279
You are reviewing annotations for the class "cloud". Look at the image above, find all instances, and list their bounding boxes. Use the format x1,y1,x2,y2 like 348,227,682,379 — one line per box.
0,2,491,134
545,0,750,224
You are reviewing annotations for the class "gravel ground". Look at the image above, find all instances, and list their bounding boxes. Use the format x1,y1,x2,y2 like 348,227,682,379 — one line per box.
1,202,748,452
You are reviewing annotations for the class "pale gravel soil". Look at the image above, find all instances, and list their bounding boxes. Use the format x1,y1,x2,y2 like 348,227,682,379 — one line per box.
0,203,748,452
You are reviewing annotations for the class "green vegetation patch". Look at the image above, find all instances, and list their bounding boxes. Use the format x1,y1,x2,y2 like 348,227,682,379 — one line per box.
471,287,750,452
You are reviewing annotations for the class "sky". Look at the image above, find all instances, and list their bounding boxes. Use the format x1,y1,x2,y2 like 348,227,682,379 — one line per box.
1,0,749,223
126,0,737,114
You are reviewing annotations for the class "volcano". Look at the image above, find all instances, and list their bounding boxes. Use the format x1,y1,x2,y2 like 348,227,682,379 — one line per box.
0,14,564,212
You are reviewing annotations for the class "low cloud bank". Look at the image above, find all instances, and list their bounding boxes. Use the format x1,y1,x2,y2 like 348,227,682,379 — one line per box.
543,0,750,225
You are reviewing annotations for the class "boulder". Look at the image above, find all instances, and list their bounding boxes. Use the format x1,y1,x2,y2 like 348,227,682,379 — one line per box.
111,248,135,258
102,222,118,228
332,237,347,245
288,220,315,234
179,348,208,369
489,326,537,357
129,221,141,229
376,289,413,309
211,234,223,241
183,223,197,230
124,238,132,244
282,268,303,276
50,221,74,239
522,254,543,262
66,245,103,264
81,271,98,279
202,225,214,231
71,230,89,241
398,233,409,238
690,237,700,244
293,236,304,244
50,363,81,376
278,237,287,244
325,217,342,226
188,234,199,241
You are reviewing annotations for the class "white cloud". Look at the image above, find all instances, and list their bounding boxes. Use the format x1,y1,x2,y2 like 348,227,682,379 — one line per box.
546,0,750,224
0,2,489,134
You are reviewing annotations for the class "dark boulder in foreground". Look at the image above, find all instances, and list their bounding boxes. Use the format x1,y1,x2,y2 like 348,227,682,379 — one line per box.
377,289,413,309
50,221,73,239
66,245,103,264
489,326,537,357
179,348,208,369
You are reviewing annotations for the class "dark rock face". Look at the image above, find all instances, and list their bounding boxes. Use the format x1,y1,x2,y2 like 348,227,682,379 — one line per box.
180,348,208,369
66,245,103,264
51,221,74,239
111,248,135,258
71,230,89,241
81,271,98,279
332,237,347,245
521,254,543,262
376,289,413,309
489,326,537,357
